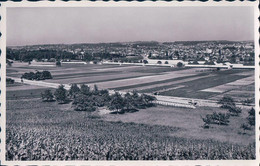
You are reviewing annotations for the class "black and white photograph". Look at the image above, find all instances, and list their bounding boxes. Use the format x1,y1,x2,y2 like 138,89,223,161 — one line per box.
0,2,259,166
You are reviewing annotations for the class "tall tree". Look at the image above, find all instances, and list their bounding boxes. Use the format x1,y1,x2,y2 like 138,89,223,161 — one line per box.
93,84,99,95
109,92,125,113
247,107,255,126
124,92,135,110
69,84,80,98
72,94,96,112
54,84,68,104
41,89,54,102
80,84,91,96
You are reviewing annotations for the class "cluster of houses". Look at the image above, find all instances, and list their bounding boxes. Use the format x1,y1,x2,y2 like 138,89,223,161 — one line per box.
9,41,254,68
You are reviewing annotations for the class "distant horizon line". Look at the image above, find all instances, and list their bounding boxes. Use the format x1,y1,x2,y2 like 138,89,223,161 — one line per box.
7,39,254,47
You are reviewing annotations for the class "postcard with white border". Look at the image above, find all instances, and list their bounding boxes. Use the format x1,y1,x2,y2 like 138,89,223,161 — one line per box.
0,1,259,166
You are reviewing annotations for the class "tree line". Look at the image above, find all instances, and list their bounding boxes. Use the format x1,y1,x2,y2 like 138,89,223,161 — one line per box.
7,48,76,62
21,71,52,80
41,84,157,114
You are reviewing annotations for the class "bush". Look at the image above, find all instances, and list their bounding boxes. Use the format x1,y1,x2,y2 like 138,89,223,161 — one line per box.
164,61,169,64
41,89,54,102
6,78,14,84
192,60,199,64
157,61,162,64
177,62,183,68
7,59,12,66
56,61,61,67
228,106,242,116
204,61,215,65
240,123,252,133
242,98,253,106
218,96,235,109
143,60,148,64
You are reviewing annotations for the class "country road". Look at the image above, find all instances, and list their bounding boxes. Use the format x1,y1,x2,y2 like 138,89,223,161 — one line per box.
7,76,252,109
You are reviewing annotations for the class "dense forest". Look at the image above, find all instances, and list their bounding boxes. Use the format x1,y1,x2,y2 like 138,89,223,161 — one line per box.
6,48,142,63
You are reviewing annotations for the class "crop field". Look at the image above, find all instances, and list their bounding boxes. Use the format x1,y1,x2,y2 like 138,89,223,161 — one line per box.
210,83,255,103
7,86,54,100
6,99,255,160
7,62,255,101
6,62,256,160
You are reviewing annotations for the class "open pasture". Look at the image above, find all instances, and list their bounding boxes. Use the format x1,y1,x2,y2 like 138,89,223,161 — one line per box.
103,105,254,145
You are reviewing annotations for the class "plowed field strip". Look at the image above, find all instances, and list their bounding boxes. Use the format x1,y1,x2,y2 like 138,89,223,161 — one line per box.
44,72,157,84
201,76,254,93
52,71,122,79
87,72,196,90
122,74,211,92
93,65,144,71
159,74,248,99
128,67,191,73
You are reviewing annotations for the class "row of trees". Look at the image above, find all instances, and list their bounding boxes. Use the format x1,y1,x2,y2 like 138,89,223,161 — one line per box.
201,96,255,132
201,112,230,128
21,71,53,80
201,96,234,128
41,84,157,113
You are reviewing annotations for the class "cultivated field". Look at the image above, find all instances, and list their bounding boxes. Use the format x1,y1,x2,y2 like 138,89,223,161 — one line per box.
7,62,255,102
6,99,255,160
6,62,256,160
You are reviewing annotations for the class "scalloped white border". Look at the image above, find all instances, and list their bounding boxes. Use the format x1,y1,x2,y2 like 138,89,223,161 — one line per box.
0,1,259,166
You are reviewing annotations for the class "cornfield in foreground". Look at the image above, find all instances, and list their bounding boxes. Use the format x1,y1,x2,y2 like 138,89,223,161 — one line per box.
6,117,255,160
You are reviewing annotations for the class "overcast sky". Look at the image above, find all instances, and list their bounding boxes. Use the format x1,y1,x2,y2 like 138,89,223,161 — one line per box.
7,7,254,46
